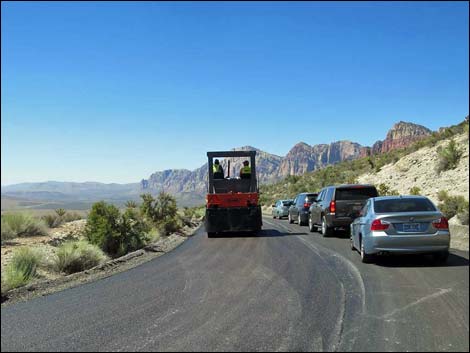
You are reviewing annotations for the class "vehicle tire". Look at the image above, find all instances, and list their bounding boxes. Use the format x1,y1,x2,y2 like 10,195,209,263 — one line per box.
273,214,276,219
350,236,355,250
308,217,315,232
360,238,374,263
432,251,449,264
288,213,294,224
321,216,334,237
299,216,306,226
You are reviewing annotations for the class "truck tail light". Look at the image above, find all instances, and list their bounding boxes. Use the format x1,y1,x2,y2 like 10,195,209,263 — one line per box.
303,202,311,209
329,201,336,213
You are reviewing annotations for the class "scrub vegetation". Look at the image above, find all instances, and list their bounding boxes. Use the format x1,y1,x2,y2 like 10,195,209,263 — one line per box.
1,213,48,244
84,192,184,258
52,240,107,274
1,247,43,291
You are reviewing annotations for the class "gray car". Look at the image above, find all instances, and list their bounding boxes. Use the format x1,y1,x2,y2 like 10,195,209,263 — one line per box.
288,192,318,226
350,196,450,263
272,199,293,219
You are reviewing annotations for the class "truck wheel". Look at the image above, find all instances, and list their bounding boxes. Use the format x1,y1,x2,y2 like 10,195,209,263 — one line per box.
308,218,315,232
321,216,334,237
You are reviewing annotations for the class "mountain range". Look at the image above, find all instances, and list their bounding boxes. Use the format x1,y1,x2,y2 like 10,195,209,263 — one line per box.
1,121,434,207
140,121,432,195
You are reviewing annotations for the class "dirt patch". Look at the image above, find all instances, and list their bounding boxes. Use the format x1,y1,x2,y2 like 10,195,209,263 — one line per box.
1,222,201,306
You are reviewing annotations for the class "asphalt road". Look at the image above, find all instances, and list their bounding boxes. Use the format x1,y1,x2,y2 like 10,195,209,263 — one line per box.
2,217,469,352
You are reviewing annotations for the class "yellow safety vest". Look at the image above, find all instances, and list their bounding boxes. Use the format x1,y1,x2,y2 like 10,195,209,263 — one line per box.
241,166,251,174
213,164,222,173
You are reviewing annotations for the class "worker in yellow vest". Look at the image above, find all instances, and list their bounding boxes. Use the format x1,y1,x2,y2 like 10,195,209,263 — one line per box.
240,160,251,179
213,159,224,179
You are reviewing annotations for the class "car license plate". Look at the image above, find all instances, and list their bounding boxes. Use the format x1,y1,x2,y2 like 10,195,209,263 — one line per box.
403,223,420,232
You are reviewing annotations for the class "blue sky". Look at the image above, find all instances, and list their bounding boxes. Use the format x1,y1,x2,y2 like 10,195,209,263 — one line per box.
2,1,468,185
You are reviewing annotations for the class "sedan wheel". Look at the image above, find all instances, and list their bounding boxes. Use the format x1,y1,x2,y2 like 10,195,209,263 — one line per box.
288,213,294,224
350,237,355,250
360,239,374,263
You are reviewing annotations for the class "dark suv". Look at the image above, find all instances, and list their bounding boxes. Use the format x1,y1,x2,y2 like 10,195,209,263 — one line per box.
288,192,318,226
309,184,378,236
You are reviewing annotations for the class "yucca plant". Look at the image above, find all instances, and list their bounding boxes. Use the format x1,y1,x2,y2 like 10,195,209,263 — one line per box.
125,200,138,209
55,208,67,217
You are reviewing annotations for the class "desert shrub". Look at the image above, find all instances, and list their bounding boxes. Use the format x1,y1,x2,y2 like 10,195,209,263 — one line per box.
42,213,63,228
118,208,151,255
55,208,67,217
42,211,83,228
53,240,106,274
409,186,421,195
63,211,84,222
85,201,150,257
377,183,399,196
1,218,16,243
2,247,43,291
436,139,463,173
183,205,205,221
140,193,180,235
437,190,469,220
125,200,138,209
1,213,47,242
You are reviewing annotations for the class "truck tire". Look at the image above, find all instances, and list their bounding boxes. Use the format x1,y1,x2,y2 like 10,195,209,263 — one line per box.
321,216,334,237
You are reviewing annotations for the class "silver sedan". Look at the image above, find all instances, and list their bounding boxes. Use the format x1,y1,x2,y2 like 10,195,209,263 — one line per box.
272,199,293,219
350,196,450,263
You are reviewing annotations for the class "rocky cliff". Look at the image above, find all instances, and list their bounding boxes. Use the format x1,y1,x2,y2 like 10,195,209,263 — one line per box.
371,121,431,154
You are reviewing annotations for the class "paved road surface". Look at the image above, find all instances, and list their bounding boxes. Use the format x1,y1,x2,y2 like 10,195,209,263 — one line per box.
2,217,469,351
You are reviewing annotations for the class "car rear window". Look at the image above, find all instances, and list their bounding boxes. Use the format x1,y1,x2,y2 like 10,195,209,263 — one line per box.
282,201,292,206
306,194,318,202
335,187,378,201
374,198,437,213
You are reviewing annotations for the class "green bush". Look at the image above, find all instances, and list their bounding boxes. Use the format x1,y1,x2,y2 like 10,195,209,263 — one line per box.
140,193,180,235
42,211,83,228
437,190,469,220
436,139,463,173
182,205,205,221
85,201,150,257
1,213,47,243
2,247,43,291
125,200,138,209
377,183,399,196
118,208,151,255
42,213,63,228
409,186,421,195
55,208,67,217
53,240,106,274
